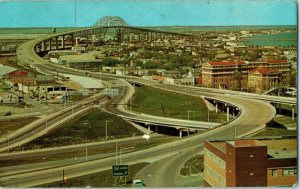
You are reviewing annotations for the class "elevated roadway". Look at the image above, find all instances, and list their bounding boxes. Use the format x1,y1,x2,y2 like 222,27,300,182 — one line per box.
1,27,286,187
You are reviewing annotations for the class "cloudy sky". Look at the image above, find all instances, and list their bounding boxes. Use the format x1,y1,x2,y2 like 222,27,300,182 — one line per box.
0,0,297,27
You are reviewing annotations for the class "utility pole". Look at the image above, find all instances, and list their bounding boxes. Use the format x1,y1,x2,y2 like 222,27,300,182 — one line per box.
105,120,113,140
62,169,65,187
115,141,118,164
207,109,210,122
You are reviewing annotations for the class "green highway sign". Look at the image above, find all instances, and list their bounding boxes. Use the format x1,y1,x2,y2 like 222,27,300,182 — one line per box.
112,165,129,177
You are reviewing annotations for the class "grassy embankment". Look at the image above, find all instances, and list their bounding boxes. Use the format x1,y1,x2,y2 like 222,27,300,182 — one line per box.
131,86,226,122
21,108,143,150
37,163,149,187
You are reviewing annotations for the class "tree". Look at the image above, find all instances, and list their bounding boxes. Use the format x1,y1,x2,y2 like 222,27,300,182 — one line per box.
102,58,119,66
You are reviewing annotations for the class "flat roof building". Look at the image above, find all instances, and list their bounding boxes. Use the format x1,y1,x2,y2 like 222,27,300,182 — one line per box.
203,138,297,187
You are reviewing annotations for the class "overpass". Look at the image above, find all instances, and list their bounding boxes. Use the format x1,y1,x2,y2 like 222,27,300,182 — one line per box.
3,24,290,187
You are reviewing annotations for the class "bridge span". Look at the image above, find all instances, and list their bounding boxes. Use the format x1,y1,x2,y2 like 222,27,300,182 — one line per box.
5,25,287,187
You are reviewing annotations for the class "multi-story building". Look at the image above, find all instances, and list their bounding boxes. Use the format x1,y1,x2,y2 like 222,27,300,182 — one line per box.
203,139,297,187
201,61,248,90
248,68,282,93
201,59,291,92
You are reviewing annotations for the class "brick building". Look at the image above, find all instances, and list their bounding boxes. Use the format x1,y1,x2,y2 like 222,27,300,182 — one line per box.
248,68,282,93
201,59,291,92
203,139,297,187
201,61,248,90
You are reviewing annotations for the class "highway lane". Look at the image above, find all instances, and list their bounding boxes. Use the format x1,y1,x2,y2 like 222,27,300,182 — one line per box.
136,93,276,186
9,30,283,187
0,94,107,152
5,66,276,187
0,134,167,176
0,95,276,187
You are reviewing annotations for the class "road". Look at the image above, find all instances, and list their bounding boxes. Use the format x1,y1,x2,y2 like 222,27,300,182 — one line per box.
0,93,275,187
0,94,107,152
2,28,290,187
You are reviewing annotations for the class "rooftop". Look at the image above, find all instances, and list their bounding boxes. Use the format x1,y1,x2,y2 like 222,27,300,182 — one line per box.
250,67,280,75
208,61,245,66
208,139,297,159
267,59,288,64
0,64,17,76
8,77,36,86
229,139,266,147
263,139,297,159
59,54,97,63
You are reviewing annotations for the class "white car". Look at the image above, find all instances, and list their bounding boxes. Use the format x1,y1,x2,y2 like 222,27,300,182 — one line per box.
132,179,144,187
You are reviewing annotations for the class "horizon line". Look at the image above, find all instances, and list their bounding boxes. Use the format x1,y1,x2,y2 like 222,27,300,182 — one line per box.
0,24,297,29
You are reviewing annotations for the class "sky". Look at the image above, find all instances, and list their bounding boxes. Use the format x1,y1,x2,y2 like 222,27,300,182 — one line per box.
0,0,297,27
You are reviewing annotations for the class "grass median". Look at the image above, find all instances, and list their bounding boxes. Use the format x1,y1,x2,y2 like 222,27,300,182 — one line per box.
130,86,227,122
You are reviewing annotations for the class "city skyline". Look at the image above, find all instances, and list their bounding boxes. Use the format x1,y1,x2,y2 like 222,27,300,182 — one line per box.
0,0,297,27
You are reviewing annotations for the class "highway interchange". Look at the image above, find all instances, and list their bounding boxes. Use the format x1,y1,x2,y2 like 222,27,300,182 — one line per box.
0,27,296,187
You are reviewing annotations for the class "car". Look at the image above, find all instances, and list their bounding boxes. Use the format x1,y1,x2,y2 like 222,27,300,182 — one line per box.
3,111,12,116
132,179,144,187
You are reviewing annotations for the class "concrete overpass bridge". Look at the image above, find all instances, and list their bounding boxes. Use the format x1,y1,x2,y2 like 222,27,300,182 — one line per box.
4,19,295,187
29,25,192,56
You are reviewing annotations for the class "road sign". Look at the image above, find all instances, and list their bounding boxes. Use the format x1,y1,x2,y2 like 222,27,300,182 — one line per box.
112,165,129,177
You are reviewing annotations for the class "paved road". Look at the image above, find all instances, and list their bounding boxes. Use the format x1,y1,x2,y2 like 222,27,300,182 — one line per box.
63,74,105,89
6,30,283,187
0,94,107,152
135,87,277,186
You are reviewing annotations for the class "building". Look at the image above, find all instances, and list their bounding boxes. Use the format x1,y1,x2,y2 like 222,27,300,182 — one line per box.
7,70,29,78
5,77,67,98
248,68,282,93
0,64,17,79
201,59,291,91
0,92,20,104
201,61,248,90
57,54,101,70
203,139,297,187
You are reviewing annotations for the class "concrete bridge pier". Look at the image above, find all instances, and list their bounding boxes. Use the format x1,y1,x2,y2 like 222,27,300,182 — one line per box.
61,35,65,49
41,41,45,51
55,37,59,50
70,34,74,46
291,105,295,122
215,101,218,113
226,104,230,122
48,39,52,51
147,125,150,135
75,37,80,46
